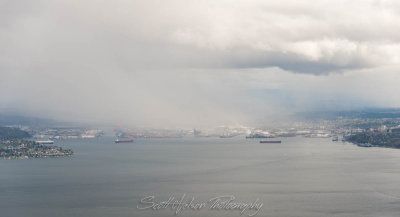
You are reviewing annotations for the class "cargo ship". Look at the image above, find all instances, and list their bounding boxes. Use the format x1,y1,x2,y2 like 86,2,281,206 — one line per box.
36,140,54,145
246,135,275,139
357,143,372,147
260,140,281,143
219,134,237,138
115,139,134,143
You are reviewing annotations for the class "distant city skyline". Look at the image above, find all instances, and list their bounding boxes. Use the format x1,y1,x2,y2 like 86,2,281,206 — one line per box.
1,0,400,127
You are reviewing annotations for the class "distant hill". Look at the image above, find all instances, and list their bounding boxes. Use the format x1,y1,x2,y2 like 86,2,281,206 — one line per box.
0,113,97,128
0,127,31,140
299,108,400,120
0,113,61,126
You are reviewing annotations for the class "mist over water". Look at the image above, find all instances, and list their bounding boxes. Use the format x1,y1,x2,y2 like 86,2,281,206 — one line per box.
1,136,400,217
1,1,400,127
2,1,400,217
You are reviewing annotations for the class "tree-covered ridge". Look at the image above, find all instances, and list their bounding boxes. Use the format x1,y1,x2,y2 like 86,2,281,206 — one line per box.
0,127,31,140
346,128,400,148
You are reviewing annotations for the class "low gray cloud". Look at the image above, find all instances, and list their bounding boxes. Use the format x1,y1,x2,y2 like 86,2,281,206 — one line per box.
1,0,400,127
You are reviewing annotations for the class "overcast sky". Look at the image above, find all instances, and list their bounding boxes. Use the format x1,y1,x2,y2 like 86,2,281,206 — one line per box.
1,0,400,127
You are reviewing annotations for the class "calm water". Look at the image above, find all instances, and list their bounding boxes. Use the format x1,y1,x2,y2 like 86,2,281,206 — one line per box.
1,136,400,217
